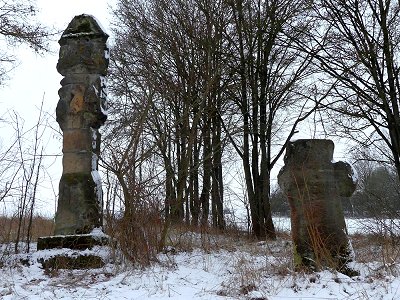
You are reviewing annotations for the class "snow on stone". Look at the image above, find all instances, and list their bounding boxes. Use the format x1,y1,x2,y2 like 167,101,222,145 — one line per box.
105,48,110,59
350,164,359,184
100,76,109,116
92,84,99,96
91,169,103,207
89,127,103,207
91,128,97,151
89,14,109,37
90,227,108,238
61,32,96,38
90,14,112,50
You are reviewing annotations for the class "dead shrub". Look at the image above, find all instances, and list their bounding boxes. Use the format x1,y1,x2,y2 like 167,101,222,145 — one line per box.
351,218,400,276
105,201,163,266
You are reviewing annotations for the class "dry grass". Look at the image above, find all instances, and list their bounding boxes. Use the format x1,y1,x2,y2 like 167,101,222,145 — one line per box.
350,232,400,276
162,223,250,252
0,215,54,243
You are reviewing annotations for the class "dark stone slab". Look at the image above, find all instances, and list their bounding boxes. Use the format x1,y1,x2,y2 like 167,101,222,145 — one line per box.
39,254,104,270
37,233,109,250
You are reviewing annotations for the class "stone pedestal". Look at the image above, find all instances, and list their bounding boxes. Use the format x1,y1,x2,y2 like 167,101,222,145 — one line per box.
278,139,357,275
37,232,109,251
37,15,110,268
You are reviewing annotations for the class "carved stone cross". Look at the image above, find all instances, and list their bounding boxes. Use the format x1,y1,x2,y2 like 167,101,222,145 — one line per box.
278,139,358,275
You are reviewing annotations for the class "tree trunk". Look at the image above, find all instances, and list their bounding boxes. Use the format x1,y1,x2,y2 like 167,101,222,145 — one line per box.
190,136,200,226
211,113,224,229
201,117,212,226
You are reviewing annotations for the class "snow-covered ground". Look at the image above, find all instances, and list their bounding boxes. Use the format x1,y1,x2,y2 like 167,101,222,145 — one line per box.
1,219,399,300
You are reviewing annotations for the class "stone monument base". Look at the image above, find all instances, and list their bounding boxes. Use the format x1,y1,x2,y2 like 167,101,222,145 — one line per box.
37,233,109,251
37,230,111,270
38,253,105,270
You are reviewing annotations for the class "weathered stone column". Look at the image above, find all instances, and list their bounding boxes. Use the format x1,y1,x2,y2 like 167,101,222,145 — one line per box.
278,139,358,275
53,14,109,235
37,15,110,254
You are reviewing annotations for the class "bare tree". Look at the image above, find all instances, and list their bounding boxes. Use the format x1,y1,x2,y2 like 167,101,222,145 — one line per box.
0,0,52,84
0,101,49,253
110,0,230,229
351,162,400,217
101,28,166,261
310,0,400,180
13,109,44,253
222,0,317,239
109,0,319,239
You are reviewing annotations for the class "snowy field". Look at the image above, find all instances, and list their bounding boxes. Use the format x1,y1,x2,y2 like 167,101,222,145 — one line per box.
273,217,400,236
1,218,399,300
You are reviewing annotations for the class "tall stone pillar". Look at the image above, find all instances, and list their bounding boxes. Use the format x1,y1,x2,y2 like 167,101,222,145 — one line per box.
278,139,358,276
51,15,109,235
37,15,109,253
54,14,109,235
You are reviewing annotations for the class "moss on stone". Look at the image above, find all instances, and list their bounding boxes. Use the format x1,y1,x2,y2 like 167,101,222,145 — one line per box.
76,19,92,33
61,173,96,206
55,172,101,235
61,173,95,196
62,172,88,183
293,244,303,268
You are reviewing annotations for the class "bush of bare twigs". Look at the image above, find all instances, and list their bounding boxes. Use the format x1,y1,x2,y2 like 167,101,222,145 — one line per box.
104,202,163,266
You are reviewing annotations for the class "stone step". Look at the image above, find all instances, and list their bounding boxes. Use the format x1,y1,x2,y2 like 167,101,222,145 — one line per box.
37,233,110,250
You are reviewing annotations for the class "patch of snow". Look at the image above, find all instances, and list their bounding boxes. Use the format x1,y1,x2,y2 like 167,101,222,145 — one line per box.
100,76,108,116
61,32,97,38
92,84,99,96
346,235,356,261
92,153,98,170
91,128,102,207
274,216,400,236
105,48,110,60
92,77,108,116
90,227,106,237
3,217,400,299
90,127,102,207
91,128,98,151
351,165,359,184
91,170,103,207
